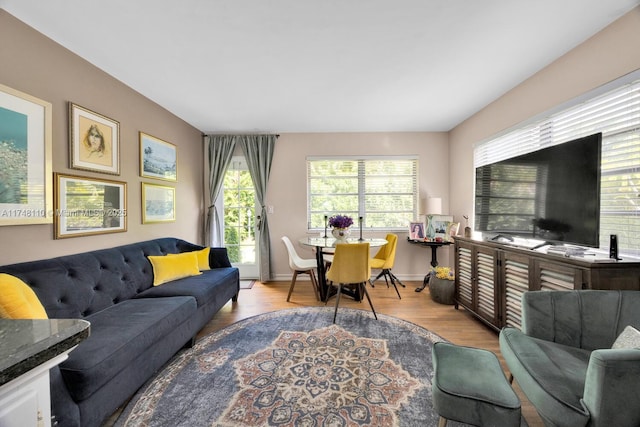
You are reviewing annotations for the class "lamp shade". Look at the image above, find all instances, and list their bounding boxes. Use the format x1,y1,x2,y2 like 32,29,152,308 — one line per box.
424,197,442,215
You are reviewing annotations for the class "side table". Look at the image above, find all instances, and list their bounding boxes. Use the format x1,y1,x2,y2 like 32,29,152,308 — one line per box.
405,238,451,292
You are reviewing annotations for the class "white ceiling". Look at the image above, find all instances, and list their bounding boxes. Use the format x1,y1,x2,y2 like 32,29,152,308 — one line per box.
2,1,638,133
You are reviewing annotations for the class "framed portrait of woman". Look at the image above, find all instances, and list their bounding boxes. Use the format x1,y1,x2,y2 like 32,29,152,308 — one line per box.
69,103,120,175
409,222,425,240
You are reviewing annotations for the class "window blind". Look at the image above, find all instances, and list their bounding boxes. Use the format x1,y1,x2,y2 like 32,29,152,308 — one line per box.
307,156,418,230
475,79,640,256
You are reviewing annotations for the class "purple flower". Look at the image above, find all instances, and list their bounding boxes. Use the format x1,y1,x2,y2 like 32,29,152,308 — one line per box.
328,215,354,229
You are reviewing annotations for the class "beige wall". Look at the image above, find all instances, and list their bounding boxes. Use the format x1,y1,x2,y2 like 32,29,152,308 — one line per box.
267,132,452,280
2,6,639,279
0,10,204,264
449,7,640,232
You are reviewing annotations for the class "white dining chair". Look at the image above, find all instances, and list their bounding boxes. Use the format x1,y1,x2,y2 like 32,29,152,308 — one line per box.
281,236,320,301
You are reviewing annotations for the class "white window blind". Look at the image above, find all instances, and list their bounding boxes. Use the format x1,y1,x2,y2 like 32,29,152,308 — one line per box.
475,79,640,256
307,156,418,230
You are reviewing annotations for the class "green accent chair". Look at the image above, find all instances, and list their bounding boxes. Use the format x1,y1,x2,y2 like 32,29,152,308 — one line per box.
500,290,640,427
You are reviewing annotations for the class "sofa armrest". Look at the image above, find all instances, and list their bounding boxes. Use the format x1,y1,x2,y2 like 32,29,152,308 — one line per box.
209,247,232,268
582,348,640,427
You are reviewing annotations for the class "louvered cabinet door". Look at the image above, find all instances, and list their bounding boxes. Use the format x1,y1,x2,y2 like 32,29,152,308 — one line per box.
534,260,584,291
455,243,473,310
475,247,499,327
502,253,531,330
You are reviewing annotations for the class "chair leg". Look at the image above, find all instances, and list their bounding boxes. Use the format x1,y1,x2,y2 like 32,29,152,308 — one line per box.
309,269,320,301
389,270,405,288
360,282,378,320
438,416,448,427
386,269,402,300
286,271,299,302
333,283,343,323
369,270,385,287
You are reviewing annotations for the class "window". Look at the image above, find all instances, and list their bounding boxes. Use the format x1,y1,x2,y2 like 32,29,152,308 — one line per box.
475,76,640,256
307,156,418,230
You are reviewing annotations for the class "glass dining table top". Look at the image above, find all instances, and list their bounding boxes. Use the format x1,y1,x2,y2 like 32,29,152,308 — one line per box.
299,236,388,248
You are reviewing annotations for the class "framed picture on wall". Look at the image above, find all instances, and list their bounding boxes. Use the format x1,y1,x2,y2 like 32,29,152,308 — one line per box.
139,132,177,182
54,173,127,239
142,182,176,223
69,103,120,175
0,83,53,226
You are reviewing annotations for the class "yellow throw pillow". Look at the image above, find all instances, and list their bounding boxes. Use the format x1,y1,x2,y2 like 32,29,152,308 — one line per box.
167,248,210,271
192,247,210,271
148,252,202,286
0,273,48,319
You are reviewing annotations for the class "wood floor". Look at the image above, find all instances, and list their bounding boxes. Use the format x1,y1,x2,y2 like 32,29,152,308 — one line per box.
198,279,545,427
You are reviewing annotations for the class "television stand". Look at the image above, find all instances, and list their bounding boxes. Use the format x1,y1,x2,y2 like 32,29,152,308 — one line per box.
453,236,640,331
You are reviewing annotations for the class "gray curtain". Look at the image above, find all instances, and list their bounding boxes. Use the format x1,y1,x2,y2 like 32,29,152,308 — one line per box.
204,135,236,246
239,135,276,282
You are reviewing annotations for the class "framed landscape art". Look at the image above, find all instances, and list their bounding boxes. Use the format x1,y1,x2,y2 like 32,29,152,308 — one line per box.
54,173,127,239
69,103,120,175
0,84,53,226
142,182,176,223
139,132,177,181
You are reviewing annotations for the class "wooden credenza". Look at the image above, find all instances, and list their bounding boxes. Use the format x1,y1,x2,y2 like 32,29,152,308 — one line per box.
454,237,640,331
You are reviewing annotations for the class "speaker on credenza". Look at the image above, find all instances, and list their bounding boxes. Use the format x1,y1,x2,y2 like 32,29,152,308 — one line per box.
609,234,620,260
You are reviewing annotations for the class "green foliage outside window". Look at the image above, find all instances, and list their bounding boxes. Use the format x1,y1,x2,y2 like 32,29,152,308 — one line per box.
308,157,418,230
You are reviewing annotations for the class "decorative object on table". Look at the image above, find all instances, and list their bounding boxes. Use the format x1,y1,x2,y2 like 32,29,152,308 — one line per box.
421,197,443,240
446,222,460,241
142,182,176,223
0,83,53,226
463,215,471,238
139,132,177,182
328,214,353,242
358,216,364,241
323,214,328,238
426,214,454,241
115,307,454,427
429,266,455,305
409,221,425,240
69,102,120,175
54,173,127,239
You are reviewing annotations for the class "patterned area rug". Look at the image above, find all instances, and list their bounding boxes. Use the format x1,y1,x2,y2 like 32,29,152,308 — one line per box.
115,307,472,427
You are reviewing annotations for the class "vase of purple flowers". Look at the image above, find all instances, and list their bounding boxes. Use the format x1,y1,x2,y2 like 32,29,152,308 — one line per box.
328,215,354,242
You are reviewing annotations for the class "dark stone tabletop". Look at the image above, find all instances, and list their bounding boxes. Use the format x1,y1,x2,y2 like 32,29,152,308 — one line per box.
0,318,90,386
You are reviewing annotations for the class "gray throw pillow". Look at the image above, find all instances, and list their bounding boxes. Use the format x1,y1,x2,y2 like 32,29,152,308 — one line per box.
612,325,640,349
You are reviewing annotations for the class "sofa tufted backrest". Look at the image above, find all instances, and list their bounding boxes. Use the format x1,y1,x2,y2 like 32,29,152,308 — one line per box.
521,290,640,350
0,238,203,319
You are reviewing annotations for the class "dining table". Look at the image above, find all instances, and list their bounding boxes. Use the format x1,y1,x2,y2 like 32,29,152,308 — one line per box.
298,236,388,302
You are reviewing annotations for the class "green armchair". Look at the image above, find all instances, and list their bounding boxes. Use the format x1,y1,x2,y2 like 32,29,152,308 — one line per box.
499,290,640,427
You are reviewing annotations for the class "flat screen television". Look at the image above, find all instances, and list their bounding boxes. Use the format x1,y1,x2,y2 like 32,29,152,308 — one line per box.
474,132,602,248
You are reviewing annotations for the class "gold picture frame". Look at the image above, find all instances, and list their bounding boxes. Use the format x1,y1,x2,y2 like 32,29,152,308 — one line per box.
69,102,120,175
0,83,53,225
142,182,176,223
139,132,177,182
54,173,127,239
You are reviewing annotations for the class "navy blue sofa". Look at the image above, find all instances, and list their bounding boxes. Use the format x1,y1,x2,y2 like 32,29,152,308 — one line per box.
0,238,239,427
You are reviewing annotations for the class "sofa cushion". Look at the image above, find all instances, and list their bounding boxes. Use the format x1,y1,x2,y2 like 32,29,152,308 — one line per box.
148,252,202,286
59,296,196,401
500,326,591,426
0,273,48,319
135,268,238,308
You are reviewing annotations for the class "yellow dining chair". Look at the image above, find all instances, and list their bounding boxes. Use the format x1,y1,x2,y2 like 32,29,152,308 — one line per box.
325,242,377,323
281,236,320,301
369,233,404,299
